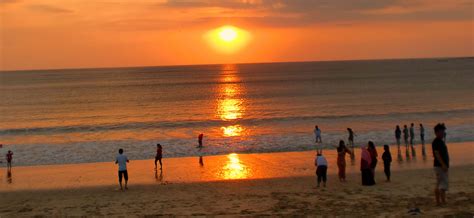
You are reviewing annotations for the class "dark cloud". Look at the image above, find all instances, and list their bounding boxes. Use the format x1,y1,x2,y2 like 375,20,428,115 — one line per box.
28,4,74,13
159,0,472,27
162,0,404,11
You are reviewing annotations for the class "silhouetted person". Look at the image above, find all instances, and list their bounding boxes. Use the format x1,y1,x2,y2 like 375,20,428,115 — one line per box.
382,145,392,182
410,123,416,156
395,125,403,161
314,150,328,188
347,128,355,159
360,144,374,186
155,144,163,170
420,123,426,156
403,125,410,158
6,150,13,170
367,141,378,182
115,148,129,191
198,133,204,148
336,140,352,182
314,125,322,143
395,125,401,148
432,123,449,206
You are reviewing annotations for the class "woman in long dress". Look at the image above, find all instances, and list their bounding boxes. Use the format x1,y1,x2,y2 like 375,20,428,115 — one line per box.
367,141,378,182
361,145,375,186
336,140,352,182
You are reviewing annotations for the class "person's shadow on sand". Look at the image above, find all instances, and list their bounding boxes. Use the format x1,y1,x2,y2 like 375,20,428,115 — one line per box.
199,156,204,166
6,168,12,184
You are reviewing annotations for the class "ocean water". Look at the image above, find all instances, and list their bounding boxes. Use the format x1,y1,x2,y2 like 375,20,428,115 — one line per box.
1,58,473,166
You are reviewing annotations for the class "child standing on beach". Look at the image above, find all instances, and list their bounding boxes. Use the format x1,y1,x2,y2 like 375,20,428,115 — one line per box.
382,145,392,182
155,144,163,170
314,150,328,188
6,150,13,170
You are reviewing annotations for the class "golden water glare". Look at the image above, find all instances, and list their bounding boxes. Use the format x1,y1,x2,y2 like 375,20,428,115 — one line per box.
221,125,244,137
216,64,246,137
220,153,250,179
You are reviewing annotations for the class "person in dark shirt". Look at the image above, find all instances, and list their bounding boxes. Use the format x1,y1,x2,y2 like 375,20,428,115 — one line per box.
420,123,426,157
395,125,403,161
432,123,449,206
403,125,410,158
409,123,416,157
347,128,355,160
6,150,13,170
382,145,392,182
395,125,401,148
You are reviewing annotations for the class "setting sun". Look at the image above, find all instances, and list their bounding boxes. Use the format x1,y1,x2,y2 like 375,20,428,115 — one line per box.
204,25,252,54
219,27,238,42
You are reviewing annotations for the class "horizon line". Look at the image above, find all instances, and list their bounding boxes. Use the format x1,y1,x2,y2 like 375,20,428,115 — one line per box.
1,55,473,73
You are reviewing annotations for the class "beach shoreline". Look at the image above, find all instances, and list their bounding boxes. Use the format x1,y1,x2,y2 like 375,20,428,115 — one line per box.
1,142,473,216
1,165,473,216
1,142,473,190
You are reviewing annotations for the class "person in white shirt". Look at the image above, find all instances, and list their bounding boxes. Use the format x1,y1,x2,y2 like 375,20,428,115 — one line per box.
314,125,322,143
115,148,129,191
314,150,328,187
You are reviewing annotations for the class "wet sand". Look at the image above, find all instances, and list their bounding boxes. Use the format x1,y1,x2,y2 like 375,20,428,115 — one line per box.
0,142,473,216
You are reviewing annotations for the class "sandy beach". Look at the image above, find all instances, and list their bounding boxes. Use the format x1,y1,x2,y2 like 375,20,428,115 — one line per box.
1,143,473,216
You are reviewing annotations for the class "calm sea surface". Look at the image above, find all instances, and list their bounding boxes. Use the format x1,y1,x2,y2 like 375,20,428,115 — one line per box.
1,58,473,166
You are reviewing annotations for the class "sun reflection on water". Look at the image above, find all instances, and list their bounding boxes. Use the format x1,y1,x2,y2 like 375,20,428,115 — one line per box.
220,153,250,179
221,125,244,137
216,64,247,137
218,98,243,121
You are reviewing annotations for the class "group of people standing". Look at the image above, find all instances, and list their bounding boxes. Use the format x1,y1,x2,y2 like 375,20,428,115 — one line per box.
395,123,426,158
313,123,450,206
114,134,204,191
359,141,393,186
315,139,392,188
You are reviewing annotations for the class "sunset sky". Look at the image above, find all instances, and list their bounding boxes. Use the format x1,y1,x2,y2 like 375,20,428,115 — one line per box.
0,0,472,70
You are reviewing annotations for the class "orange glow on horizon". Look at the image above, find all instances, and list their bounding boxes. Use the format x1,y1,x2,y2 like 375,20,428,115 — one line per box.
1,1,471,71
